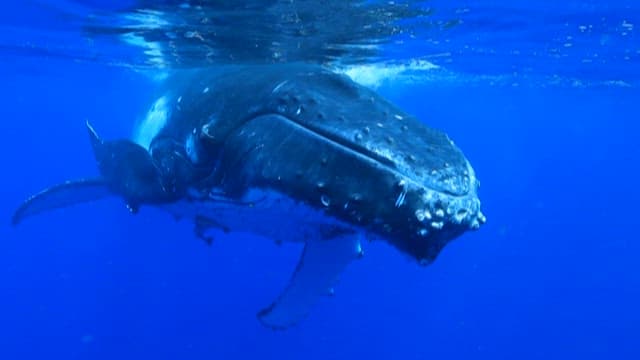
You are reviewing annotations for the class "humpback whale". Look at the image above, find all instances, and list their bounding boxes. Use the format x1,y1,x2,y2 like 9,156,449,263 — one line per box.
13,64,485,329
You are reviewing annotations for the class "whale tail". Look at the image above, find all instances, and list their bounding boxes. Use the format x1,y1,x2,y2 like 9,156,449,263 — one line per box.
12,122,165,225
11,178,111,225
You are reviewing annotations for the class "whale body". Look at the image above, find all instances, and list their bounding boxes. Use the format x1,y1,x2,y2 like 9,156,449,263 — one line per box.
13,64,485,329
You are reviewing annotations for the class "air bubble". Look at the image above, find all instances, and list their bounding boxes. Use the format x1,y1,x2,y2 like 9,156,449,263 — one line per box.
321,195,331,207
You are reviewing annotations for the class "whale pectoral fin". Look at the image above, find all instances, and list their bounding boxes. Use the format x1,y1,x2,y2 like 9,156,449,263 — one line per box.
257,233,363,329
12,178,110,225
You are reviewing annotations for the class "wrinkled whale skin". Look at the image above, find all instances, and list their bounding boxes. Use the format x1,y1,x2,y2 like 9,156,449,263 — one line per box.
149,64,484,263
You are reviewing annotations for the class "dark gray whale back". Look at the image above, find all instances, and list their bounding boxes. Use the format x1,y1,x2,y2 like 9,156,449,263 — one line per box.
152,65,482,262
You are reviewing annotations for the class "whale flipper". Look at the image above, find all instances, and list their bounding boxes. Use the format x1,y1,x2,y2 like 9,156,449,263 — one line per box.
258,233,363,329
12,178,110,225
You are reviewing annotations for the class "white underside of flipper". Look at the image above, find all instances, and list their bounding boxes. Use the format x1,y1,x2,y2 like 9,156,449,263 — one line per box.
134,95,170,149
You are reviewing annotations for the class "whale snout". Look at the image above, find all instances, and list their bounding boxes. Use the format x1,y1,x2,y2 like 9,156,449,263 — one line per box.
416,160,485,231
392,158,485,264
412,186,485,237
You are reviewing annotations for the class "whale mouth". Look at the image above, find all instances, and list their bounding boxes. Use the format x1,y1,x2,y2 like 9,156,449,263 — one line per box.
272,111,486,231
269,111,474,198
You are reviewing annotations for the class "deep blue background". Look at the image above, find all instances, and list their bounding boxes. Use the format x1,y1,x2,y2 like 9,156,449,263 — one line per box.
1,2,639,359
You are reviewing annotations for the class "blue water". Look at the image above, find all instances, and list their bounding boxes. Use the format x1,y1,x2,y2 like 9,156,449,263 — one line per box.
1,1,639,359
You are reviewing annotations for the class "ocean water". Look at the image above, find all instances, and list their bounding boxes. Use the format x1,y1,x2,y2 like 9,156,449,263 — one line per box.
1,1,638,359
